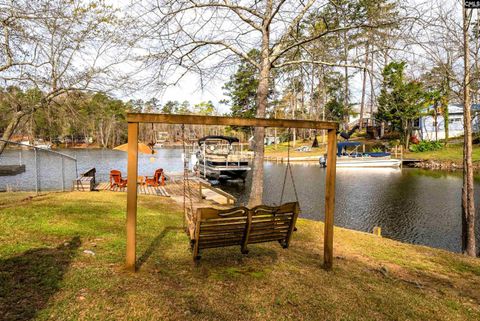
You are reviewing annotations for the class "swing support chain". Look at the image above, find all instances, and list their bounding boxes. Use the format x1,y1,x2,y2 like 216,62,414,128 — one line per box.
279,128,301,213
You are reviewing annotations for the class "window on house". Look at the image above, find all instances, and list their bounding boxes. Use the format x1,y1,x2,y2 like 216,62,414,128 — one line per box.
448,117,462,124
413,118,420,128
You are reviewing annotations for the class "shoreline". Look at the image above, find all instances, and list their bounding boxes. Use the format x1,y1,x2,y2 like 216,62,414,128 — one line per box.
7,144,480,171
410,159,480,171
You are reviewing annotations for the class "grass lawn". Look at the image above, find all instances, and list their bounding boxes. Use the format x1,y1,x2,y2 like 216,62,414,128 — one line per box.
405,143,480,162
1,192,480,320
264,141,326,158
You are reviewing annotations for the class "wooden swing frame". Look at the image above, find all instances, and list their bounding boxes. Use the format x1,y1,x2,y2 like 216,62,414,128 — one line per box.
125,113,338,271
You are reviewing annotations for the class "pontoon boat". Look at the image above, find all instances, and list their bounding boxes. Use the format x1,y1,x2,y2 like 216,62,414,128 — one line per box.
319,141,401,168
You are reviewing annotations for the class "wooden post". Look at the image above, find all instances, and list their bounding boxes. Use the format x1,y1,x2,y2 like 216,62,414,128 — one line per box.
126,122,139,271
373,226,382,236
324,129,337,270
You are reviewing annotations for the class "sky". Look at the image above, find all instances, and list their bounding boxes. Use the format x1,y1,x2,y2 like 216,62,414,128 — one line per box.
127,61,366,115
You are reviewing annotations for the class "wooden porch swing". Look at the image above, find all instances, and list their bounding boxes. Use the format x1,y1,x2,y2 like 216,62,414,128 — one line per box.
125,113,338,271
182,127,301,261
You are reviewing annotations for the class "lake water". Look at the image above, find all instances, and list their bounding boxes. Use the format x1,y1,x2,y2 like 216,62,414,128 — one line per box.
1,147,479,254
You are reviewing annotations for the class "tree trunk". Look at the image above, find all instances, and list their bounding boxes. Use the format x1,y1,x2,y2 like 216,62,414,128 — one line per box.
443,98,449,146
403,121,409,150
475,17,480,104
247,15,271,207
99,121,106,148
292,89,296,147
343,30,349,126
462,4,476,257
0,110,28,155
370,51,375,112
359,42,370,130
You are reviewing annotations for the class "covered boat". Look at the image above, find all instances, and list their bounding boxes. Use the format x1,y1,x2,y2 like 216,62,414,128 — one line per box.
319,141,401,168
194,135,251,181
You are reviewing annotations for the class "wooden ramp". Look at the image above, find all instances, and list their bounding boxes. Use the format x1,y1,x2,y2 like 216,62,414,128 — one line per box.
165,176,237,207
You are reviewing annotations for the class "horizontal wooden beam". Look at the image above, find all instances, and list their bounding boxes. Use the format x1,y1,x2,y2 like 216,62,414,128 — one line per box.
127,113,338,130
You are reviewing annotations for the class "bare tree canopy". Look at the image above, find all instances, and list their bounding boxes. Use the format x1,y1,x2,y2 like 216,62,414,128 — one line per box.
132,0,403,205
0,0,133,152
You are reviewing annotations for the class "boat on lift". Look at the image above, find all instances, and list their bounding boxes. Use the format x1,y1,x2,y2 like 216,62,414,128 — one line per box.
319,141,401,168
193,135,251,181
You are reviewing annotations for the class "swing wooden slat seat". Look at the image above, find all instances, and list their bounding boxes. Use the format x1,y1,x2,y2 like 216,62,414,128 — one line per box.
247,203,298,248
188,202,299,261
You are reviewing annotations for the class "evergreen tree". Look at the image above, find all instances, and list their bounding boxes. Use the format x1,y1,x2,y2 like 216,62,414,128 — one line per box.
222,49,260,119
377,61,426,148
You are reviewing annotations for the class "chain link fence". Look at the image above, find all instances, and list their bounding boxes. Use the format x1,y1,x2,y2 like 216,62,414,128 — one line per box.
0,140,77,192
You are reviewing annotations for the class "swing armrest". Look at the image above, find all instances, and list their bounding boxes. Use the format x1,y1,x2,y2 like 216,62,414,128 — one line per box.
185,208,197,240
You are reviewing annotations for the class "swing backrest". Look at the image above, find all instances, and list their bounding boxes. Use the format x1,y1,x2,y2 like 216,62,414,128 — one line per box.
246,202,299,247
193,207,249,250
189,202,299,260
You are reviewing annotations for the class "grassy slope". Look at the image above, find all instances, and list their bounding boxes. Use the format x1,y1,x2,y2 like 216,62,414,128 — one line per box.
0,192,479,321
264,142,326,158
405,144,480,162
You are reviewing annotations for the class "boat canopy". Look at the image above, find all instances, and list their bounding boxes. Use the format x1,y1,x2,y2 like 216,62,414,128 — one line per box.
198,135,240,145
337,141,362,156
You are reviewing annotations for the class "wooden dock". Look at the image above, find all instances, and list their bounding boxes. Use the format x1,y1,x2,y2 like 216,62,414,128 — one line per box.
94,175,236,207
96,182,170,197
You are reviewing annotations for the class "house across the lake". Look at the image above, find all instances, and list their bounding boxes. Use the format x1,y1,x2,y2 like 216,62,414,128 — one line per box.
414,104,480,141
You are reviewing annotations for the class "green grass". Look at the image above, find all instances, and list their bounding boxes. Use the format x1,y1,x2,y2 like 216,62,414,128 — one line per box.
1,192,480,320
264,141,326,157
405,143,480,162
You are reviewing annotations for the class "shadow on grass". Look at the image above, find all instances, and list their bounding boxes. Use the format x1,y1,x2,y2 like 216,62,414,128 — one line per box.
0,237,81,321
136,226,280,272
137,226,183,270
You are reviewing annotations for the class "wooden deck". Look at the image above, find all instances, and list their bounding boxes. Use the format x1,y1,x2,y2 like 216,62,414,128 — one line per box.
95,175,236,208
96,182,170,197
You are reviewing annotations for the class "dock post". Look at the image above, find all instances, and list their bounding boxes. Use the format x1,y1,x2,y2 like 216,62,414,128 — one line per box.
373,226,382,236
126,122,139,272
324,129,337,270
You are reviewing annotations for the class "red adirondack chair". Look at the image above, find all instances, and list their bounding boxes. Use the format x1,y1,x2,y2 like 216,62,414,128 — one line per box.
145,168,165,187
110,170,127,189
